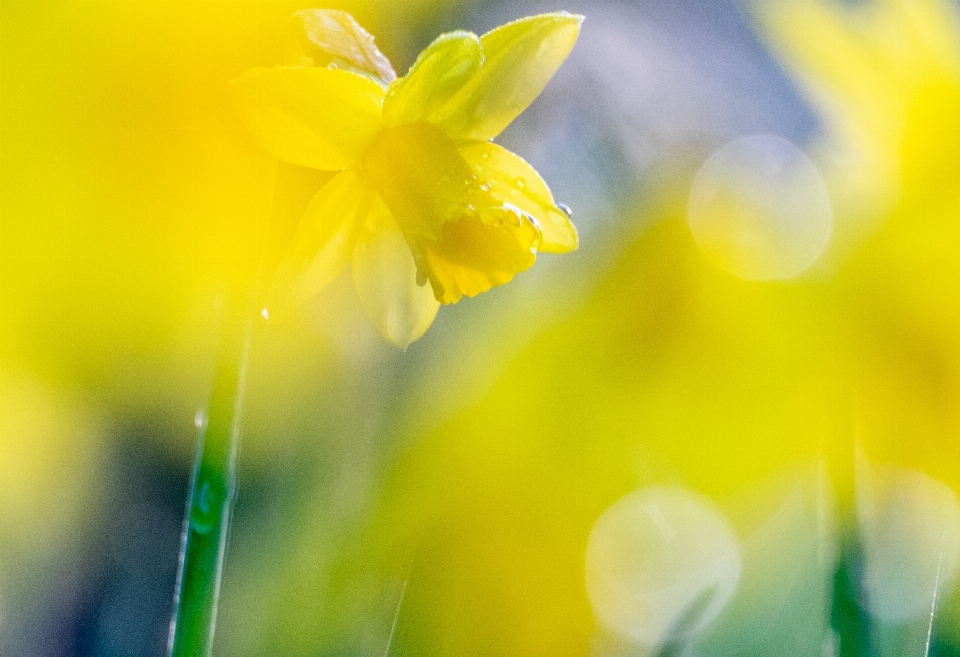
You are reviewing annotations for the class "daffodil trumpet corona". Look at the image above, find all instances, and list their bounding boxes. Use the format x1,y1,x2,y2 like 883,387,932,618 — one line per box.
232,10,582,347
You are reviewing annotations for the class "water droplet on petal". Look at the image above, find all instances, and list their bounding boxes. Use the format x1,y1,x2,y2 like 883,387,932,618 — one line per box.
480,182,492,193
516,178,526,190
523,212,542,231
260,308,270,321
558,202,573,218
481,152,489,160
509,205,525,226
327,61,338,70
194,409,206,428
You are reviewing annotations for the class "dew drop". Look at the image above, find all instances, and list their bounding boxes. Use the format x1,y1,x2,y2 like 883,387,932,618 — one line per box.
194,409,206,429
503,203,524,226
188,479,222,535
558,202,573,218
481,152,490,160
198,482,212,514
260,307,270,321
516,178,526,190
327,61,338,70
480,182,492,193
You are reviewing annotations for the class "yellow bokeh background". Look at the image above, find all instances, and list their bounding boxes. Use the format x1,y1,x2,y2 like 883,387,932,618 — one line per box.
2,0,959,655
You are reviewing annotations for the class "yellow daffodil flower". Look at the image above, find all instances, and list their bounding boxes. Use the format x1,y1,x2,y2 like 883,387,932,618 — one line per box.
232,10,582,347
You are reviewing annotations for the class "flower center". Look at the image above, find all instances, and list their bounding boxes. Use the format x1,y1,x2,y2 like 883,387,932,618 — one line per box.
361,122,488,241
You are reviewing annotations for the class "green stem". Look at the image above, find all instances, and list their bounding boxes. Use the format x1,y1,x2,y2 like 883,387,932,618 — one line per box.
824,413,871,656
166,160,313,655
168,293,254,657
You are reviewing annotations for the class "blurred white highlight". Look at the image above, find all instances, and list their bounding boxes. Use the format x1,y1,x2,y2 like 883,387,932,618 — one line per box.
687,134,832,281
585,486,741,647
856,459,960,622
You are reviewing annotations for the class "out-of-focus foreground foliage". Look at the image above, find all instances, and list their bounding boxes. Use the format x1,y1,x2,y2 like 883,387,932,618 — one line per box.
1,0,958,656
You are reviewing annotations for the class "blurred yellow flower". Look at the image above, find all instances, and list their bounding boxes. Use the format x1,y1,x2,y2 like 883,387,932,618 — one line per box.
232,10,581,346
753,0,960,223
752,0,960,492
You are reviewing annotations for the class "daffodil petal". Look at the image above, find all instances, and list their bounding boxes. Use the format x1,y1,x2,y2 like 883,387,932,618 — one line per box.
419,207,541,304
267,166,374,314
290,9,397,84
440,12,583,141
381,31,482,127
231,66,384,170
459,141,577,253
353,196,440,347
